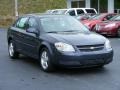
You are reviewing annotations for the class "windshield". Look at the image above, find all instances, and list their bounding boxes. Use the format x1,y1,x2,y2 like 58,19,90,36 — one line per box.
110,15,120,21
90,14,105,20
40,16,90,33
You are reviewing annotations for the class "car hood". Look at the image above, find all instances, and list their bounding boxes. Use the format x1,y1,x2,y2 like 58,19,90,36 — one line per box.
82,20,101,25
47,32,106,46
82,20,101,29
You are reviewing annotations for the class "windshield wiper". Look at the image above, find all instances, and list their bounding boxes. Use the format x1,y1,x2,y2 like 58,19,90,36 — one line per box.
62,30,80,32
47,31,58,33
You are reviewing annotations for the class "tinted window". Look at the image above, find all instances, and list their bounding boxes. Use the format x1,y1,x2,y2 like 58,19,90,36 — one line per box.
86,9,96,13
77,9,84,15
16,17,28,29
68,10,76,16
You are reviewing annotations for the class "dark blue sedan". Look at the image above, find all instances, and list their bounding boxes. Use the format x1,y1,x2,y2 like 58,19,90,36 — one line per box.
7,14,113,72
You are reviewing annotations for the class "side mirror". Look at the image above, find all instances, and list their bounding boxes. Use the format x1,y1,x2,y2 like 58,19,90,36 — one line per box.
26,28,39,36
24,23,29,29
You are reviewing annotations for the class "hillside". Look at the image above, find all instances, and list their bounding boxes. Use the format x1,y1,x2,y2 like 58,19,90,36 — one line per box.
0,0,66,16
0,0,66,27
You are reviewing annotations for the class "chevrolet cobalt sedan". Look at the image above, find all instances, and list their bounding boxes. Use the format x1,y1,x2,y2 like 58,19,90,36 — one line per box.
7,14,113,72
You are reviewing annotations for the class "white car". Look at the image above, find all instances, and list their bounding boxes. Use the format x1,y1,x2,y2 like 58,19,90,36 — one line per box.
46,8,97,16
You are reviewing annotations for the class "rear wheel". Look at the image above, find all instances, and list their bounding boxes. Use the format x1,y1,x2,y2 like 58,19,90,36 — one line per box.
40,48,54,72
8,40,19,59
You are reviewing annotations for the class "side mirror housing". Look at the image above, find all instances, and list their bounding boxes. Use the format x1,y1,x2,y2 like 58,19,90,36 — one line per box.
26,28,39,36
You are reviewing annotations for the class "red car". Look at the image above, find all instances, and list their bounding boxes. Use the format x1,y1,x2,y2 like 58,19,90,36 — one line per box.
82,13,116,31
95,15,120,37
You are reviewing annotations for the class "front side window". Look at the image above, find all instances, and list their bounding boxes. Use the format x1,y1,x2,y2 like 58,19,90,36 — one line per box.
86,9,96,13
28,17,38,28
16,17,28,29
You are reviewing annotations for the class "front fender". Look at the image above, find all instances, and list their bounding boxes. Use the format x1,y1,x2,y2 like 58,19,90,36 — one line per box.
40,41,54,57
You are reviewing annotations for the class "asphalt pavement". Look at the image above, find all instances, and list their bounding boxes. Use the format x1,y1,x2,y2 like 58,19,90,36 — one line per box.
0,29,120,90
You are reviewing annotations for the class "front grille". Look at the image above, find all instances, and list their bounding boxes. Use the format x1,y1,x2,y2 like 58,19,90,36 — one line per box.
77,44,104,52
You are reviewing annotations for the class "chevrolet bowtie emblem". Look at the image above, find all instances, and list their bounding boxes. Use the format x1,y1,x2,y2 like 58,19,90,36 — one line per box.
90,47,95,49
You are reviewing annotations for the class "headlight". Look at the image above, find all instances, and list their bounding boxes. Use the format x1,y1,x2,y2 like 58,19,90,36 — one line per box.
55,42,75,52
105,40,112,51
105,23,116,28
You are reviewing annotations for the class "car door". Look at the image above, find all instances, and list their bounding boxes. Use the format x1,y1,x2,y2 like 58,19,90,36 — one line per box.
11,17,29,54
22,17,40,59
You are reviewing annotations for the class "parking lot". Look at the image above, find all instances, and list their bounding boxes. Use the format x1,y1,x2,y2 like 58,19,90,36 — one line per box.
0,29,120,90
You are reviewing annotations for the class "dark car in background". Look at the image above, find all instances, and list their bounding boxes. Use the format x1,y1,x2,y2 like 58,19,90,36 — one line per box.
95,15,120,37
7,14,113,72
82,13,116,31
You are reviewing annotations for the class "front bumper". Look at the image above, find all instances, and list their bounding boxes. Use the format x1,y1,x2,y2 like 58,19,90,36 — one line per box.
52,50,113,68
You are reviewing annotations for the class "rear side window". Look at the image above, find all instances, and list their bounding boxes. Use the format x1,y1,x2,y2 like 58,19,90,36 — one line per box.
68,10,76,16
86,9,96,13
77,9,84,15
16,17,29,29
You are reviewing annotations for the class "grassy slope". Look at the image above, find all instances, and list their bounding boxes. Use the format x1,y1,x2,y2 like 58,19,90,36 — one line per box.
0,0,66,16
0,0,66,27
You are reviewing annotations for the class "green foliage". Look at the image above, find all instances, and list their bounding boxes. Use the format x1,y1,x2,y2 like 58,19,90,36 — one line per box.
0,0,66,27
0,0,66,16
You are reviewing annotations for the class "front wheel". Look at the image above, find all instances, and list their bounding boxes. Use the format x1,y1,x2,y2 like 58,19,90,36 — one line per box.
8,40,19,59
117,28,120,37
40,48,54,72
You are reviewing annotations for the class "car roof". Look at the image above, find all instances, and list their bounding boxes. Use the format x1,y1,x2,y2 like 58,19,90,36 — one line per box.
50,8,96,10
22,13,69,18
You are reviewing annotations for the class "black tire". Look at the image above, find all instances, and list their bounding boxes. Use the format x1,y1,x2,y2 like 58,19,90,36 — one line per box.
117,28,120,37
40,48,54,72
8,40,19,59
